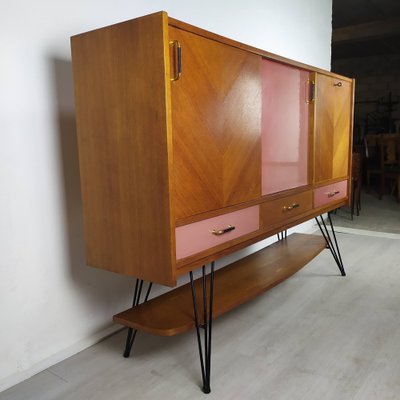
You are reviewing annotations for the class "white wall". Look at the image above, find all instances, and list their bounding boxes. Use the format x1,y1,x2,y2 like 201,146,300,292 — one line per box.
0,0,332,391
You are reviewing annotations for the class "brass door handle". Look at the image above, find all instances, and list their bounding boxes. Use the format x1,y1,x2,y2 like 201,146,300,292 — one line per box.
212,225,235,235
169,40,182,81
334,81,342,87
306,80,315,104
283,203,300,211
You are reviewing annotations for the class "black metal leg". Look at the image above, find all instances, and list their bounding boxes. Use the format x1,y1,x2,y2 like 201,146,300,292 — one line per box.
276,230,287,241
315,213,346,276
123,279,153,358
189,262,215,394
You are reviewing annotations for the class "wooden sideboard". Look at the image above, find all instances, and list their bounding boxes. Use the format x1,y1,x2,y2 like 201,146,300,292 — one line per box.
71,11,354,286
71,11,354,393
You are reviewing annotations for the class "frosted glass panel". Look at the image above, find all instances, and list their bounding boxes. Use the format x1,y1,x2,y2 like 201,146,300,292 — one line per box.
261,59,310,195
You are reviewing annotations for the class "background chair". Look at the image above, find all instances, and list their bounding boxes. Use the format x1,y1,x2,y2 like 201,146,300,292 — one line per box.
351,151,362,218
366,133,400,201
382,135,400,202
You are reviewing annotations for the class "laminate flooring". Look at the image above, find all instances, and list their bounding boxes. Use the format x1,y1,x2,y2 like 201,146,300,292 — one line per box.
2,233,400,400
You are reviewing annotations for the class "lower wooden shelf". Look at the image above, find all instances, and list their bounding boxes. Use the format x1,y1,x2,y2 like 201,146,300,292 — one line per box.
113,233,326,336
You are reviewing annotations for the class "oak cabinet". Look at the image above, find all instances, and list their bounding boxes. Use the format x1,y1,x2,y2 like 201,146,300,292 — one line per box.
71,11,354,287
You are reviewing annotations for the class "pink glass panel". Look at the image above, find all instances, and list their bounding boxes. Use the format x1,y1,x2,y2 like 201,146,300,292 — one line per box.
261,59,310,195
175,206,260,260
314,180,348,208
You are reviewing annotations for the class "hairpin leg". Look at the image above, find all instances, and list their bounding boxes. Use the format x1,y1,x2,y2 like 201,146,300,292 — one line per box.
276,230,287,241
189,262,215,394
123,279,153,358
315,213,346,276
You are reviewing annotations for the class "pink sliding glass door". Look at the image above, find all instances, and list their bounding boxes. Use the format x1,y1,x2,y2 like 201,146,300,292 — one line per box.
261,59,310,195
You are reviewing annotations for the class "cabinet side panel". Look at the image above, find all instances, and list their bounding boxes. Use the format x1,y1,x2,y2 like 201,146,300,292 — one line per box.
71,13,175,286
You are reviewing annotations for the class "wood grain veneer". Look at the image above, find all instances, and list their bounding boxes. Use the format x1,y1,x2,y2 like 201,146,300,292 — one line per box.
113,233,326,336
169,26,261,220
312,73,353,184
168,16,354,81
71,12,176,286
260,190,313,227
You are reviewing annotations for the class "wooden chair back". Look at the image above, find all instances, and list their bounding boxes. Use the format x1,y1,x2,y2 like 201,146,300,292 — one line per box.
378,133,400,170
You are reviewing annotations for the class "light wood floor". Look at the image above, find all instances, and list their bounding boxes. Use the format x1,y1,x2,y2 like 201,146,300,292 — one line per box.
332,193,400,235
2,232,400,400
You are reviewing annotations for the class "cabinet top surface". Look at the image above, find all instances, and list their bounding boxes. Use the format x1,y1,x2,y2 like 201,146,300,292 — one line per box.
71,10,352,82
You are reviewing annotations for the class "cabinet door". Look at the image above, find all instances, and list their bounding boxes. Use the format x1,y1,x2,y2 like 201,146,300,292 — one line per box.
261,59,310,195
169,26,261,221
312,73,352,184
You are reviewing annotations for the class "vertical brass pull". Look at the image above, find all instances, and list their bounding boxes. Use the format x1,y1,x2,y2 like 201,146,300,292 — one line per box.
170,40,182,81
306,80,315,104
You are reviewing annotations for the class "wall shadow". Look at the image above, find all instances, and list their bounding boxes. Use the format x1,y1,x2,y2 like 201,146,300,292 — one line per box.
51,58,135,316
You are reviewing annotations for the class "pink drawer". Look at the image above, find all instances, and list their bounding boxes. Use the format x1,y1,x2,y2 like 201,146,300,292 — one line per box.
175,206,260,260
314,180,348,208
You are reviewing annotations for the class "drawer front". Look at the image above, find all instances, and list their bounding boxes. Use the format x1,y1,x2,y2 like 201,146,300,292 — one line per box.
260,190,313,227
175,206,260,260
314,180,348,208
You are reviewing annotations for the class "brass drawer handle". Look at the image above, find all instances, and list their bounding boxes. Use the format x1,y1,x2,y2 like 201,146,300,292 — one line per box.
212,225,235,235
327,190,340,198
283,203,300,211
333,81,342,87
